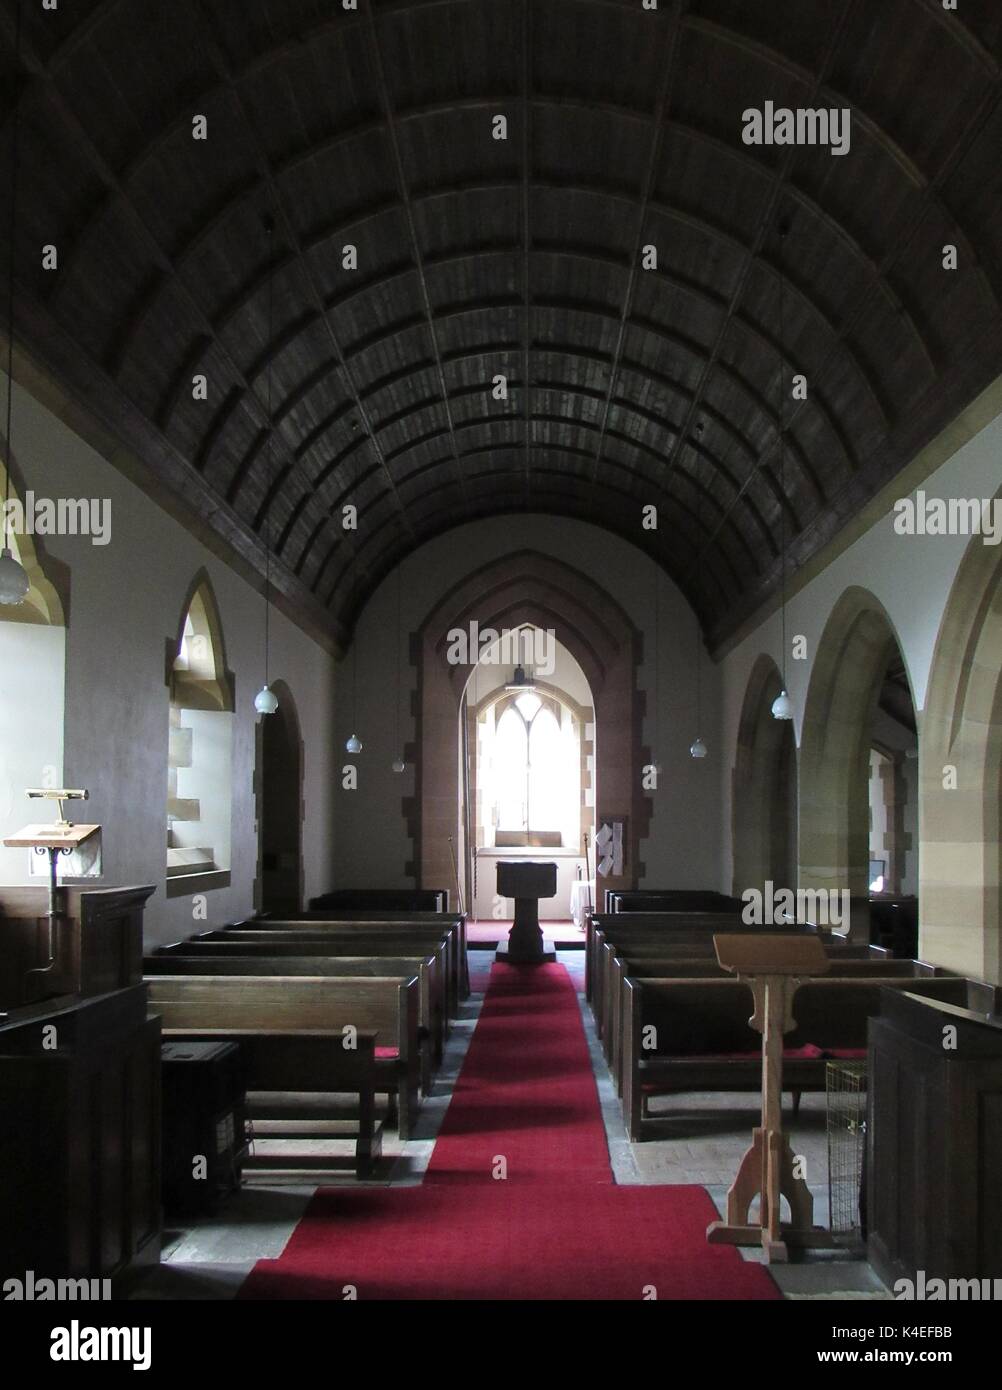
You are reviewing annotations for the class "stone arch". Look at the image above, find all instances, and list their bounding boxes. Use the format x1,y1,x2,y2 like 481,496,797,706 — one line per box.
417,551,645,905
799,586,913,937
921,499,1002,981
731,653,798,896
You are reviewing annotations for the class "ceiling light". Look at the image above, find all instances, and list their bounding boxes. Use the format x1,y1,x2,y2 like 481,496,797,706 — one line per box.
0,546,29,605
771,689,794,721
254,684,279,715
346,733,362,754
504,664,535,693
689,736,708,759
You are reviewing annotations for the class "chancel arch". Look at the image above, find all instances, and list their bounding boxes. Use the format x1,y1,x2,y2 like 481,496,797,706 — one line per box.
921,499,1002,982
165,572,235,897
798,587,916,940
731,654,797,899
417,551,645,908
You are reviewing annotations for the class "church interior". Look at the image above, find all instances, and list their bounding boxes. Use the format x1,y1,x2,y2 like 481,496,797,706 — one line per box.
1,0,1001,1338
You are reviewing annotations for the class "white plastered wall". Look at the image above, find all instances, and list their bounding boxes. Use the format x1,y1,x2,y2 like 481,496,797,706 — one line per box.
0,373,338,948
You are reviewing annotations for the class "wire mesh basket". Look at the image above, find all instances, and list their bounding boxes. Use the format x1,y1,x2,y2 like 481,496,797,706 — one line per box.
826,1060,867,1245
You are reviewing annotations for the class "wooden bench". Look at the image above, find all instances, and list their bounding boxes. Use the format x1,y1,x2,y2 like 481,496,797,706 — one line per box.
619,975,996,1141
591,931,896,1050
307,889,449,912
146,952,445,1096
146,974,422,1141
601,949,947,1094
586,913,877,1011
200,921,466,1013
164,1026,382,1178
585,911,762,1001
234,915,470,1004
605,890,744,913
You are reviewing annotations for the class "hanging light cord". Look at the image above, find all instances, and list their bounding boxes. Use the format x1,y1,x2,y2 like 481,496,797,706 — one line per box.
395,562,401,754
263,219,274,689
778,225,788,690
2,0,24,548
694,421,704,732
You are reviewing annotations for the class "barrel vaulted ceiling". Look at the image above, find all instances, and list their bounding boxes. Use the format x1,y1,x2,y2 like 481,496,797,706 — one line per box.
1,0,1000,651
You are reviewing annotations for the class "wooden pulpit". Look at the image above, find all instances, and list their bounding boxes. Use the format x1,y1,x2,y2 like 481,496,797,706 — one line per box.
705,932,836,1263
496,860,557,963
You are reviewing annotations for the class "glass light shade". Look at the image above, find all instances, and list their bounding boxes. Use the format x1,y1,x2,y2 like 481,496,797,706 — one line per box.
254,684,279,715
346,733,363,754
391,757,406,773
0,546,29,605
689,736,708,759
771,689,794,721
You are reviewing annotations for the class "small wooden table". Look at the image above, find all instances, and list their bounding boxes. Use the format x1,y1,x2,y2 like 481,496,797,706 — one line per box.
705,933,837,1263
495,860,557,963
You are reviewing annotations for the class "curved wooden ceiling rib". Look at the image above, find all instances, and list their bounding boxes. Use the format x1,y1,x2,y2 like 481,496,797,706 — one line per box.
0,0,1000,654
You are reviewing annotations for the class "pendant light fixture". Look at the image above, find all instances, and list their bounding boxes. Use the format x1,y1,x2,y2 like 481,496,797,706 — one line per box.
689,421,708,758
772,220,794,722
254,216,279,716
0,0,30,608
391,562,405,771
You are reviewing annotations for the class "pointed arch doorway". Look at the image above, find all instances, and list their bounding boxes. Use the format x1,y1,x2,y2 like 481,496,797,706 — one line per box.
255,679,304,914
464,630,596,921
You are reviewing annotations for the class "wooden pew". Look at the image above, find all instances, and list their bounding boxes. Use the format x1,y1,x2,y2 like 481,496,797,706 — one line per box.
146,952,445,1096
585,911,757,1001
619,975,995,1141
592,931,891,1051
586,913,878,1015
605,890,744,914
201,922,465,1014
307,889,449,912
601,949,946,1094
192,1028,382,1178
231,915,470,1005
147,974,422,1141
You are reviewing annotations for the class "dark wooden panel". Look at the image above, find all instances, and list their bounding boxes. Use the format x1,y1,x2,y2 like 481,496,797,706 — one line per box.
0,986,162,1282
868,990,1002,1285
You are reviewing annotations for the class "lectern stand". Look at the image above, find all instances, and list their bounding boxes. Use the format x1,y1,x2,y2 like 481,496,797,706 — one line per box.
3,821,101,998
705,933,836,1263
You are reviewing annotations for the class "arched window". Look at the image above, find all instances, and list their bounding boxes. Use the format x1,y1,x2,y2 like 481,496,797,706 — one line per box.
167,577,234,894
0,463,66,886
485,691,580,846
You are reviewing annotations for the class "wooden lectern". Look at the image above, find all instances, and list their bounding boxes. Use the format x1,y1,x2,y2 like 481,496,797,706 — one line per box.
3,820,101,1000
705,933,835,1263
495,860,557,963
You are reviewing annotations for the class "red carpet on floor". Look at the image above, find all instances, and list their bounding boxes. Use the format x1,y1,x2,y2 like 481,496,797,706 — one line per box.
239,963,780,1300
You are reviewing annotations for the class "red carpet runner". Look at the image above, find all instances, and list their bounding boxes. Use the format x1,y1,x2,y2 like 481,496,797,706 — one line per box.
239,963,780,1300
